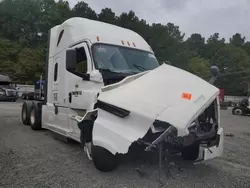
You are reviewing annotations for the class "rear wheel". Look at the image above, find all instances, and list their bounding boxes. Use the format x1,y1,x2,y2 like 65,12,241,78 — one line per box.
91,144,119,172
21,101,32,125
30,102,42,130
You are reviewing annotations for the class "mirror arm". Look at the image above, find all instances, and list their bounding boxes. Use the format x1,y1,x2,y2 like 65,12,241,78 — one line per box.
82,73,90,81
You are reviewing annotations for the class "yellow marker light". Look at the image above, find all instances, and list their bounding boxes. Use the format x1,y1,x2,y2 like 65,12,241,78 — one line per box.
181,92,192,100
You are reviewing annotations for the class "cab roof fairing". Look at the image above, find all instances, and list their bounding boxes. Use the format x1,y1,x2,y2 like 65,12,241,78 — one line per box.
50,17,153,57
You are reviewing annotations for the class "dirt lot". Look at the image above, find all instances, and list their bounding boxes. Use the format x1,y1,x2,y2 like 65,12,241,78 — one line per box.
0,102,250,188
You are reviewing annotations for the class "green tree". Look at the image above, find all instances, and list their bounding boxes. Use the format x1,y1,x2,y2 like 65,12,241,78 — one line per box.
0,0,249,96
14,48,44,83
188,56,210,80
243,42,250,55
71,1,97,20
230,33,245,47
213,45,250,95
0,38,20,78
0,0,42,46
204,33,225,60
98,8,117,24
186,33,205,57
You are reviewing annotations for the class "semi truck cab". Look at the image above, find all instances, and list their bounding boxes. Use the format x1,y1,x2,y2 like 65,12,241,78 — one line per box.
21,17,224,172
0,74,17,102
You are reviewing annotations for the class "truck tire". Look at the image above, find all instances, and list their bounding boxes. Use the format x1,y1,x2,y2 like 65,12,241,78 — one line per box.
232,107,243,116
30,102,42,130
181,143,200,161
91,144,119,172
21,101,33,125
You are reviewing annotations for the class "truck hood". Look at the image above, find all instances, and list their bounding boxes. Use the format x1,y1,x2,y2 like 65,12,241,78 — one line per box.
97,63,219,136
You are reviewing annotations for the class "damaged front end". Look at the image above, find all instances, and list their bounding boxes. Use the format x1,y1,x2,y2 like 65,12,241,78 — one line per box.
141,97,223,162
78,64,223,172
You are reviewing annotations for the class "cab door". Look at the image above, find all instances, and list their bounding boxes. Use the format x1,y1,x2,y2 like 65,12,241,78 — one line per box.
66,42,98,140
66,42,98,110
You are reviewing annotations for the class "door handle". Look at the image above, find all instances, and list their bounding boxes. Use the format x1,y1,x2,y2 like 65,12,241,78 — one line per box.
69,92,72,103
53,103,58,115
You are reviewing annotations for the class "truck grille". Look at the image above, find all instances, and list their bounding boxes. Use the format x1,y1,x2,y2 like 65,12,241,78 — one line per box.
6,90,16,96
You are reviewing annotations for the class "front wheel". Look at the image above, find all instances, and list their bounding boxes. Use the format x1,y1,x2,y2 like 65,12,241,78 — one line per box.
181,143,200,161
91,145,119,172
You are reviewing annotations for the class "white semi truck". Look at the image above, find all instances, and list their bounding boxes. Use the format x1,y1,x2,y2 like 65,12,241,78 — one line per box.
21,17,223,172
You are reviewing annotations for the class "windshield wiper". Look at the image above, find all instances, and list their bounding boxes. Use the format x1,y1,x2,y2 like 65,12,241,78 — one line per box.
99,68,139,75
132,64,148,71
99,68,125,74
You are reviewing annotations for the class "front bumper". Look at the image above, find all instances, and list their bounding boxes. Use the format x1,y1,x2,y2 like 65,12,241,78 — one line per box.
196,127,224,161
0,95,17,101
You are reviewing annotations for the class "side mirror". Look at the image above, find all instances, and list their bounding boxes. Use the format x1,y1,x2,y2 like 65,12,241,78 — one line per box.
66,49,77,72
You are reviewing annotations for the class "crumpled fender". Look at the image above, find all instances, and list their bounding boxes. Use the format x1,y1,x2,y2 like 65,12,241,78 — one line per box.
92,109,155,155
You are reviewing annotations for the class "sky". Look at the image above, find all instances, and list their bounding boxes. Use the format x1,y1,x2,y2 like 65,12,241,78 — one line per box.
67,0,250,41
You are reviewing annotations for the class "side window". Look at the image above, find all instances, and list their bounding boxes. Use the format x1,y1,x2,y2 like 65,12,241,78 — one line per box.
75,47,88,74
57,30,64,47
54,63,58,82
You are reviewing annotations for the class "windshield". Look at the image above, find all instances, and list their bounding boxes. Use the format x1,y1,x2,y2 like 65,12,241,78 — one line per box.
92,44,159,73
0,82,11,85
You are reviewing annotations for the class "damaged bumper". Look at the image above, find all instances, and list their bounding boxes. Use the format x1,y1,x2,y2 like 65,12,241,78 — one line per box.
198,127,224,161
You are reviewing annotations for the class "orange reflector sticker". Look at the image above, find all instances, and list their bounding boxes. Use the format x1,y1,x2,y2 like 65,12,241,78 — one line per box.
96,36,100,41
181,92,192,100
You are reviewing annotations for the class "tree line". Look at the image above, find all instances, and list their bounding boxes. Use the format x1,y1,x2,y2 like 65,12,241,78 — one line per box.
1,0,250,95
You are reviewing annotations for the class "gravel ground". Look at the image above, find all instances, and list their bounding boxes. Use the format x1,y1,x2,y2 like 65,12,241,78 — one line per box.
0,102,250,188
